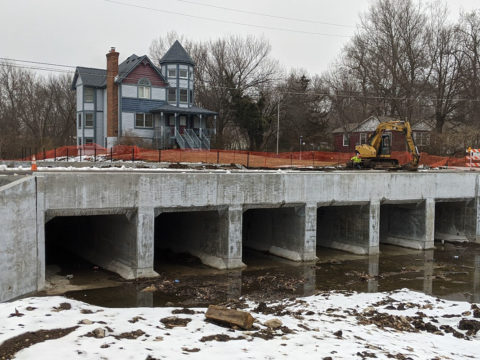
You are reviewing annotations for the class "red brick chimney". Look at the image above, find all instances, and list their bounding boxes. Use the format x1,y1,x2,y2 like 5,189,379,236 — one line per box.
106,47,119,138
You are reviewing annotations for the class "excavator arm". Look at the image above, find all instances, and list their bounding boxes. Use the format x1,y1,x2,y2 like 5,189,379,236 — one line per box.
354,120,420,169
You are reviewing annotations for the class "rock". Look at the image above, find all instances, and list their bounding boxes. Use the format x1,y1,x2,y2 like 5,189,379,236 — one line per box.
93,328,105,338
141,284,157,292
205,305,255,330
333,330,342,338
474,309,480,319
80,319,93,325
363,307,375,314
160,316,192,329
264,319,283,329
458,319,480,336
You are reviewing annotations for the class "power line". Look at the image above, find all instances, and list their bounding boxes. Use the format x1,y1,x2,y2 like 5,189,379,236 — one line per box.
103,0,351,38
175,0,355,28
2,58,480,103
0,57,76,69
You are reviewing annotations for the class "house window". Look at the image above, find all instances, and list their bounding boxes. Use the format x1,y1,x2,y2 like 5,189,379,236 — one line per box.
168,88,176,102
414,132,430,146
179,116,187,126
360,133,367,145
85,113,94,128
138,78,151,99
84,87,94,103
85,138,94,145
168,116,175,126
168,67,176,77
342,133,349,147
135,113,153,128
179,89,188,103
77,113,82,129
179,69,188,78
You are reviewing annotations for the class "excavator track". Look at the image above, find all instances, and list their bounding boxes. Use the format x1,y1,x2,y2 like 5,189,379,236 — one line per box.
363,158,399,170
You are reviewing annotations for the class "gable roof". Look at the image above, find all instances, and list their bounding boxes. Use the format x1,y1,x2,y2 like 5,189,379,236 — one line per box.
332,116,407,134
72,54,168,90
159,40,195,66
117,54,167,84
71,67,107,89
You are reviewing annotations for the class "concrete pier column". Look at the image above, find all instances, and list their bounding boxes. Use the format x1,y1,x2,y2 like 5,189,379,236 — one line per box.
220,205,245,269
369,200,380,254
135,207,159,279
425,199,435,249
243,204,317,262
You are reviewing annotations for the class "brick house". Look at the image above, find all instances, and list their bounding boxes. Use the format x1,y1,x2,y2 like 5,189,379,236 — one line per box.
332,116,431,153
72,41,217,149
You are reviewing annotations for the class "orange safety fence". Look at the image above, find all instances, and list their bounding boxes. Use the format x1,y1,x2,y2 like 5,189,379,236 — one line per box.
5,144,471,169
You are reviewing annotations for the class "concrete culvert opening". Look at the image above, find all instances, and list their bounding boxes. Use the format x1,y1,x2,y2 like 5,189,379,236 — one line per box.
154,209,224,270
242,206,307,262
45,213,138,281
380,202,427,250
316,204,370,255
435,200,476,243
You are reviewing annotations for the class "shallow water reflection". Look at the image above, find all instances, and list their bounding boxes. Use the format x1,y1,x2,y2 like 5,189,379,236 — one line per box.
64,242,480,307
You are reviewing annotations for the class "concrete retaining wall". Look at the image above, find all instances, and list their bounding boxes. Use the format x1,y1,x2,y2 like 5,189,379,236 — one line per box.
0,177,38,302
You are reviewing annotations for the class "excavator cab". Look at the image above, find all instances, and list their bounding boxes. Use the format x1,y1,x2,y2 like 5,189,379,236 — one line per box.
379,134,391,156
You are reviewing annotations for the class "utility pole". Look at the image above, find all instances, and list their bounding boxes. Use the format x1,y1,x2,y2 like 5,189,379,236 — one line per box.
300,136,303,160
276,102,280,155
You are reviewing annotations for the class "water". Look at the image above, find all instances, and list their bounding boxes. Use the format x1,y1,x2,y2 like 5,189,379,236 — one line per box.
60,242,480,308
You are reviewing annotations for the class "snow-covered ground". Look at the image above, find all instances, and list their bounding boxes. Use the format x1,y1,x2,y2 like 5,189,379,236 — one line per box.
1,289,479,359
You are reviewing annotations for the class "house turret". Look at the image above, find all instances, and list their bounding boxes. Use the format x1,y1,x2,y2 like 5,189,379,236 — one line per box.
159,41,194,107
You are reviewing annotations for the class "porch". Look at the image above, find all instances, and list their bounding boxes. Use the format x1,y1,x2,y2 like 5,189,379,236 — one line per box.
151,105,217,150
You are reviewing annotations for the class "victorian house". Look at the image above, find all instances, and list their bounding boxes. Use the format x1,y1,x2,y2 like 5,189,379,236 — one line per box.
72,41,217,149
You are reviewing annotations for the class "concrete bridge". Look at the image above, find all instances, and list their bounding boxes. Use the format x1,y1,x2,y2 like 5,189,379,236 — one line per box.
1,169,479,302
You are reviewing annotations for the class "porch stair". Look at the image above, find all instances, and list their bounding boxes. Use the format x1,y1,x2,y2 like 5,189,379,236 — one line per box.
186,129,202,149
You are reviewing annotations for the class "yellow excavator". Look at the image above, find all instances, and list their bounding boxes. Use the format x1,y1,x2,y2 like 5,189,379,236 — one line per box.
349,120,420,170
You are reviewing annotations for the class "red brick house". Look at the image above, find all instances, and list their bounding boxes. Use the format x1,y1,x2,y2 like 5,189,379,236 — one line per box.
332,116,431,153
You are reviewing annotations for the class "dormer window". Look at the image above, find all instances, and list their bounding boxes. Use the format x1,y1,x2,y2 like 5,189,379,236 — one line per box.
179,69,188,79
168,67,176,77
138,78,151,99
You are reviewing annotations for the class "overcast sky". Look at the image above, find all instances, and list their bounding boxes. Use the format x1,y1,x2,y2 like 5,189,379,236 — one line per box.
1,0,479,77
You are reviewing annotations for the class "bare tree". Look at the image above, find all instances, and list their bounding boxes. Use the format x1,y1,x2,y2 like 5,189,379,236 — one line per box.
0,63,75,158
425,3,463,133
456,10,480,127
